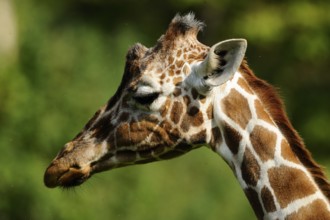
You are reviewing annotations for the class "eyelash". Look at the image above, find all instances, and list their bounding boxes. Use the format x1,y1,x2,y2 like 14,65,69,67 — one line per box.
133,92,159,105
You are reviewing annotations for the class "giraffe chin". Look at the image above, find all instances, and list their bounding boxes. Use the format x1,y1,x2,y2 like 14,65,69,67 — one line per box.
44,163,92,188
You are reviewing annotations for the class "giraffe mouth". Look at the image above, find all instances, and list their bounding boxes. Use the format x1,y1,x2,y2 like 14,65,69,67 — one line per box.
44,162,92,188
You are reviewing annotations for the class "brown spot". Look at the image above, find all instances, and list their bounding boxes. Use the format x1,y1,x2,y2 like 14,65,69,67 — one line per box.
160,120,172,131
188,53,197,59
281,139,300,164
261,187,276,212
191,111,204,127
286,199,330,220
223,123,242,155
173,88,182,97
182,64,189,75
191,88,199,99
175,70,181,75
244,188,264,220
154,120,175,144
169,68,175,76
190,129,206,145
268,166,317,208
206,104,213,120
160,98,171,117
156,68,162,74
160,73,166,79
183,95,191,106
148,130,165,144
250,125,277,162
168,128,180,143
173,77,182,85
176,49,182,57
136,114,159,124
180,115,190,132
210,127,222,150
176,60,184,68
129,124,151,145
129,121,164,147
168,56,174,65
170,101,183,124
187,106,199,116
115,123,131,146
255,100,274,125
200,52,208,60
237,78,253,94
241,148,260,186
222,89,252,129
180,108,204,131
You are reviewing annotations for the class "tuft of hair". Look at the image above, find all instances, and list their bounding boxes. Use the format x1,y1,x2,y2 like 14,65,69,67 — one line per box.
240,60,330,201
166,12,205,38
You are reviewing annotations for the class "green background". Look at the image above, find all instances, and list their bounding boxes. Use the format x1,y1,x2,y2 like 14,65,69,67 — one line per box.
1,0,329,219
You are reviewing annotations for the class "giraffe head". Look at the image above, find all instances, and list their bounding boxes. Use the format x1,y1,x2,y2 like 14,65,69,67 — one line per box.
44,13,247,188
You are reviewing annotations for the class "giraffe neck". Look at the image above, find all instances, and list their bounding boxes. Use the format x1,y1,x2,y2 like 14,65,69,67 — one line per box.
210,72,330,219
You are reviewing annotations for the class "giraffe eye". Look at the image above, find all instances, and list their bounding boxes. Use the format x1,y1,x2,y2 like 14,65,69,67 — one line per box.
133,92,159,105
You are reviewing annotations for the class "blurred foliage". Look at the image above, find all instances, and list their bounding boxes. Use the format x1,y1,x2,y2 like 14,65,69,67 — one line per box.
0,0,330,219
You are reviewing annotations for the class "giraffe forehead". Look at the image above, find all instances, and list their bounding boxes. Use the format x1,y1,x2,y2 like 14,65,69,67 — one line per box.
136,47,208,94
124,15,210,90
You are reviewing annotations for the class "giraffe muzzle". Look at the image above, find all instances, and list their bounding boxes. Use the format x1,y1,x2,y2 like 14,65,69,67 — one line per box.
44,161,91,188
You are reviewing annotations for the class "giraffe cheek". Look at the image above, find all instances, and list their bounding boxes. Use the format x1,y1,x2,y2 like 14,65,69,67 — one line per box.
115,123,132,146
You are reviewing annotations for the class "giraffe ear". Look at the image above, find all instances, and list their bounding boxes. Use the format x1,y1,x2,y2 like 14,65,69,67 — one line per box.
190,39,247,94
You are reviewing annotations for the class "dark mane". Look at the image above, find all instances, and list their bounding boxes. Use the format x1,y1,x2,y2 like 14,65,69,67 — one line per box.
170,13,205,35
240,60,330,200
162,13,204,43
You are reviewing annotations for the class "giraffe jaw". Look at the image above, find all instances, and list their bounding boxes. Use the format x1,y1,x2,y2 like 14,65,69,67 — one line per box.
43,150,127,188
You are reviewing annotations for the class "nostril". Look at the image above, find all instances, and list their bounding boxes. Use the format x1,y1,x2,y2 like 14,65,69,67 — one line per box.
71,163,81,169
90,161,97,167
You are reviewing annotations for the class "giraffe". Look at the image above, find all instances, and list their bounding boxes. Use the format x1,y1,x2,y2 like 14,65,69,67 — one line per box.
44,13,330,219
